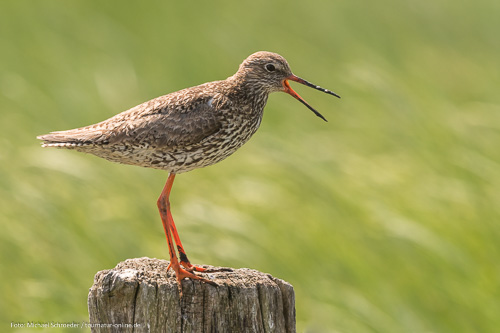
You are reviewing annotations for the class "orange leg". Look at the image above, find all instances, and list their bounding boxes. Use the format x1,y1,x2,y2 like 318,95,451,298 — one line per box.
166,208,207,272
157,173,216,293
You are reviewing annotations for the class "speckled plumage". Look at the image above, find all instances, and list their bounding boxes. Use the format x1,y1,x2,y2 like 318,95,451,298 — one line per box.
37,51,340,290
39,52,277,173
37,52,339,173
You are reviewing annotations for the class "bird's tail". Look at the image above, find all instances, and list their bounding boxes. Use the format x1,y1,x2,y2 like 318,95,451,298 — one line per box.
37,127,106,148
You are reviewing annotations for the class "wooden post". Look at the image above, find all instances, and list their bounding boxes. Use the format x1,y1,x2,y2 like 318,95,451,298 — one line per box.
88,257,296,333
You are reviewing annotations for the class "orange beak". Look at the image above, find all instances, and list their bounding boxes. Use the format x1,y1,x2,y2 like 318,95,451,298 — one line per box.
283,74,340,122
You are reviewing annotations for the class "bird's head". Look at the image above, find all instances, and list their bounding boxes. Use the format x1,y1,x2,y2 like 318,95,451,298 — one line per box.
233,51,340,121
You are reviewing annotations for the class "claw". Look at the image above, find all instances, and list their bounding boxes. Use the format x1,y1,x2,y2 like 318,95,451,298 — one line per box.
175,264,218,288
180,261,209,272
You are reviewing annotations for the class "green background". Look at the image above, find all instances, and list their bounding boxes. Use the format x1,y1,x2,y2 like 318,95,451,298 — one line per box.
1,0,499,332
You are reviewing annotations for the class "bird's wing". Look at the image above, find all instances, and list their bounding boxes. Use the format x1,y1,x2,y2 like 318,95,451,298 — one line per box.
108,96,223,148
38,91,224,149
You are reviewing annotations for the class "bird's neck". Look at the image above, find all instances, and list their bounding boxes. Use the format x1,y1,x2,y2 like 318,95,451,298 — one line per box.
225,74,269,114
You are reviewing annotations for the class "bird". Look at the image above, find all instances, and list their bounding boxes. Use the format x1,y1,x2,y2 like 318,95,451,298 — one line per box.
37,51,340,291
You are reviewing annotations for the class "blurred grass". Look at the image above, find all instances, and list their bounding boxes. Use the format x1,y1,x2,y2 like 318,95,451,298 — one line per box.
1,0,500,332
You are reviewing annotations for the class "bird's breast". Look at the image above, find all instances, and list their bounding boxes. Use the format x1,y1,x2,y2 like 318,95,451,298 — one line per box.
176,107,263,172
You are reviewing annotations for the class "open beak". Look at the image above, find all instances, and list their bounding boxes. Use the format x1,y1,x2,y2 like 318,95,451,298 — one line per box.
282,74,340,122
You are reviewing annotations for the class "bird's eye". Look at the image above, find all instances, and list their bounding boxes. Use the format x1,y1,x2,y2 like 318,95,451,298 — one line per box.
265,64,276,72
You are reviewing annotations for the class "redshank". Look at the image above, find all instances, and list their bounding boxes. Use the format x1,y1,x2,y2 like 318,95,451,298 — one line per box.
37,51,340,291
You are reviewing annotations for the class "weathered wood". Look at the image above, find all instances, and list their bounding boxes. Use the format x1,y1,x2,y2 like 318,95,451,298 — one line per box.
88,257,295,333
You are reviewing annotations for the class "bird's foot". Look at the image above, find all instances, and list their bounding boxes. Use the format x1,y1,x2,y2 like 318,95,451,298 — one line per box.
169,262,217,297
181,261,208,272
166,260,207,272
178,266,217,286
179,261,234,274
167,261,233,296
167,258,233,274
